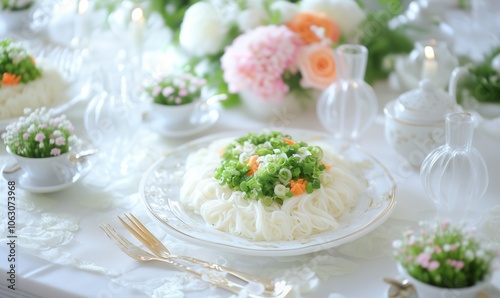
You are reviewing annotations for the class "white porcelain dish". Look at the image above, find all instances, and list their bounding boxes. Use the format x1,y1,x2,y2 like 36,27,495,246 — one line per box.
140,129,397,256
143,108,219,138
1,158,92,193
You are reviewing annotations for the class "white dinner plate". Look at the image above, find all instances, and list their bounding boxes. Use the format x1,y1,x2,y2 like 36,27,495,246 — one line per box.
140,129,397,256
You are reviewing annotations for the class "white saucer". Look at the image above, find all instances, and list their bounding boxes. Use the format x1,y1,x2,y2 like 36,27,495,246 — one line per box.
144,109,219,138
1,159,92,193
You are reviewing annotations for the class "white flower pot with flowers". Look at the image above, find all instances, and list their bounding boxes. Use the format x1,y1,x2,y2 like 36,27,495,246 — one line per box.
144,71,207,129
2,108,77,185
392,219,497,298
0,0,35,31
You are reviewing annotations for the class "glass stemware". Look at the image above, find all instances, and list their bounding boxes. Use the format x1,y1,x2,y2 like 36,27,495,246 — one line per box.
317,44,378,141
84,62,142,176
420,112,489,222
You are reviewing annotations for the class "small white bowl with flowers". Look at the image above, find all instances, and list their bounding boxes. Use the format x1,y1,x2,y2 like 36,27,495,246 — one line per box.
2,107,79,185
143,71,207,129
392,219,498,298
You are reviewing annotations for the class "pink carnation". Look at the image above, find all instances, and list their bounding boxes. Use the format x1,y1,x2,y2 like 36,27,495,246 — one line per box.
221,25,303,101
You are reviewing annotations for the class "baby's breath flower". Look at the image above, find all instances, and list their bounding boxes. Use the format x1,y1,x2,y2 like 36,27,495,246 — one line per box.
2,108,75,158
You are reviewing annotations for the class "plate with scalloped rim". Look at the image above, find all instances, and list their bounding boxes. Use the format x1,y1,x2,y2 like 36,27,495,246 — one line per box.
140,129,397,256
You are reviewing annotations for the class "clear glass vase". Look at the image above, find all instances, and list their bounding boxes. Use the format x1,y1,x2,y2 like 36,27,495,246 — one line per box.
317,44,378,141
420,112,489,222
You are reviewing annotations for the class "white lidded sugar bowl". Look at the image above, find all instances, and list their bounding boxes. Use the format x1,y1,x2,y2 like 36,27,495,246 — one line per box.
384,80,461,167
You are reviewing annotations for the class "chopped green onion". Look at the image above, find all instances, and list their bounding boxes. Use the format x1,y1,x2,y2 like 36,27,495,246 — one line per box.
213,132,329,205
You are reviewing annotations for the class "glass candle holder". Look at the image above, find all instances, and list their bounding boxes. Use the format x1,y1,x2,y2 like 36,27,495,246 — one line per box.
72,0,94,48
395,40,459,90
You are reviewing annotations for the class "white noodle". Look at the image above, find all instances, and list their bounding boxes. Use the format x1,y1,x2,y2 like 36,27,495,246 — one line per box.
180,138,362,241
0,63,68,119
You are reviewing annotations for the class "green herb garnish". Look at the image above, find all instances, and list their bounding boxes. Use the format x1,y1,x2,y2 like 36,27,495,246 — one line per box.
0,39,42,87
214,132,328,205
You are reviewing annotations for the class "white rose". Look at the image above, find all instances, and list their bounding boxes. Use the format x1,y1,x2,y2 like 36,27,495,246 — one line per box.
270,1,300,23
301,0,365,36
237,8,269,32
179,2,227,57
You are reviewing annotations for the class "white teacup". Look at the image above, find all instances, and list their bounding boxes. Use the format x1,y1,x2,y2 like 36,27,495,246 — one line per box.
148,94,227,129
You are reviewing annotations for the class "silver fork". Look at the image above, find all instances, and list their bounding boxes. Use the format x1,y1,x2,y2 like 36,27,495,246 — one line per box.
100,224,292,298
118,213,278,291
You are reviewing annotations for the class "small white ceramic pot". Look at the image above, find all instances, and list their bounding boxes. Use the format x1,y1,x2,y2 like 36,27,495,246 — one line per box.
384,101,446,167
397,263,490,298
384,80,460,167
6,147,72,185
149,101,196,129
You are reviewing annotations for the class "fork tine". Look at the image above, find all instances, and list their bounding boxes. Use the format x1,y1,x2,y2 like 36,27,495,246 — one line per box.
126,213,161,244
118,215,154,246
100,224,127,251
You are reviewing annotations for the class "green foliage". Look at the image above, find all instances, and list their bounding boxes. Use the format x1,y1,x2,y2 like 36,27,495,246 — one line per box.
462,47,500,104
357,12,413,84
0,39,42,86
151,0,199,41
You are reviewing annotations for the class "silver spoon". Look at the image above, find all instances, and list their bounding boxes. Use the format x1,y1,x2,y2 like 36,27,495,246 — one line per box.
2,149,98,174
384,277,416,298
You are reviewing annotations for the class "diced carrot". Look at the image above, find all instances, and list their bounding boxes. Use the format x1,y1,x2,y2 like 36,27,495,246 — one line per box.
246,155,259,176
282,137,295,146
2,73,21,86
218,147,226,157
322,163,332,170
290,179,307,195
